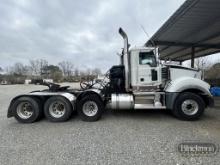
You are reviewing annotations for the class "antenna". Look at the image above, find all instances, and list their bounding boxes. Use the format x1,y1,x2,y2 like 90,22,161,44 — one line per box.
140,24,155,47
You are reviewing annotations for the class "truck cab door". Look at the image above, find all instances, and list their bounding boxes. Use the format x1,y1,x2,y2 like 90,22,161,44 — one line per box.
138,51,158,85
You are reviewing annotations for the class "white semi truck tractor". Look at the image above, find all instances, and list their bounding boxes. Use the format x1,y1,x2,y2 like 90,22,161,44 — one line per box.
7,28,214,123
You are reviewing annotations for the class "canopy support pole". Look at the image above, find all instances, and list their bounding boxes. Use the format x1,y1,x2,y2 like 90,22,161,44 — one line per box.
191,47,195,68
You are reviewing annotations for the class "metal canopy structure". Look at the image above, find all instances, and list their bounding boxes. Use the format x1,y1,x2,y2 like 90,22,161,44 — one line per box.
145,0,220,67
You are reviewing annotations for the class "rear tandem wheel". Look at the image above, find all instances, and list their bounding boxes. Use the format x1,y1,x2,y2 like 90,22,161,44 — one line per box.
12,97,42,123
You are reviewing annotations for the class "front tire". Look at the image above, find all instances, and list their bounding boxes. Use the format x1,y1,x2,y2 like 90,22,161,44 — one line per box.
173,92,205,120
44,96,73,122
12,97,42,123
77,94,104,122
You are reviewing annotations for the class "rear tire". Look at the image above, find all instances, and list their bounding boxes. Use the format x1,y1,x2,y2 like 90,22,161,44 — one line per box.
172,92,205,120
12,97,42,123
77,94,104,122
44,96,73,122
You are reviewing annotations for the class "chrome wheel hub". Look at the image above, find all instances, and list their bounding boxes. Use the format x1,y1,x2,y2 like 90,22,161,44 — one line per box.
17,102,33,119
49,101,66,118
82,101,98,117
181,99,199,115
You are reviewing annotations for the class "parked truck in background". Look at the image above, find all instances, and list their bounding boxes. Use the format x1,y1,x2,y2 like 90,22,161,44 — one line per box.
7,28,214,123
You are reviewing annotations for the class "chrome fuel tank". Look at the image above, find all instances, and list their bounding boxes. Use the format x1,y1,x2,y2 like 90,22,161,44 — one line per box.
109,94,134,110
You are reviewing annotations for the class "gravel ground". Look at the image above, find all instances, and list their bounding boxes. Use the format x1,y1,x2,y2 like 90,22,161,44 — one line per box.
0,84,220,165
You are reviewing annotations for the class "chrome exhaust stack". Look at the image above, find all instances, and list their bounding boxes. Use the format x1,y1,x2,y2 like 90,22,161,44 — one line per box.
119,27,128,65
119,27,130,92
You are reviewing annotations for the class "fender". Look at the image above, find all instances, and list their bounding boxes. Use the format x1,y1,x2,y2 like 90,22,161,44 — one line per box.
7,92,76,118
164,77,213,109
76,88,104,102
165,77,211,96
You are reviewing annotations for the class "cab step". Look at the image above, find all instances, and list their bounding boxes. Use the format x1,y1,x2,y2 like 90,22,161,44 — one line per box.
134,104,166,109
134,92,166,109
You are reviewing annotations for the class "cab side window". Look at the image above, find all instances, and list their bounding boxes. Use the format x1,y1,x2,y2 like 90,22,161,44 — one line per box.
139,51,157,67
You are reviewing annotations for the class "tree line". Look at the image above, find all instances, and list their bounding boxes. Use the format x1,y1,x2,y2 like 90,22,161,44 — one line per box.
0,59,102,84
1,57,220,85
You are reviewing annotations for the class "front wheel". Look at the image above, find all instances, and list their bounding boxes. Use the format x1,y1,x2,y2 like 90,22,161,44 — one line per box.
77,94,104,122
172,92,205,120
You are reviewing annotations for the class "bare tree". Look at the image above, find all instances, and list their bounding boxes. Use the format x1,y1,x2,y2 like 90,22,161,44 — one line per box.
205,62,220,79
0,66,3,72
194,57,213,79
184,56,212,73
85,68,91,76
30,59,48,76
39,59,48,75
4,66,11,75
74,68,79,77
195,57,211,70
58,61,74,77
24,66,33,76
30,60,38,75
11,63,26,75
91,68,102,76
80,70,86,77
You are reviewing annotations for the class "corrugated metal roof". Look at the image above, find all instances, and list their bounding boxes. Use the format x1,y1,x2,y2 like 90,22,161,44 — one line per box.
146,0,220,61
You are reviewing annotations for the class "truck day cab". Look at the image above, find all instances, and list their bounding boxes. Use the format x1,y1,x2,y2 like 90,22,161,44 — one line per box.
7,28,214,123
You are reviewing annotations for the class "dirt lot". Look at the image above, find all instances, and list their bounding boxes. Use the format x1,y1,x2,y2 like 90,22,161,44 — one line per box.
0,84,220,165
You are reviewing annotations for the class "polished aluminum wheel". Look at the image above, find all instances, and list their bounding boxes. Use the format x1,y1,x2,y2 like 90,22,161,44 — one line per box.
49,101,66,118
82,101,98,117
17,102,33,119
181,99,199,115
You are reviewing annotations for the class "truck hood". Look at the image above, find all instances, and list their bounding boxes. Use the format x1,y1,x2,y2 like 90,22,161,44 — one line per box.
164,64,199,71
164,64,202,80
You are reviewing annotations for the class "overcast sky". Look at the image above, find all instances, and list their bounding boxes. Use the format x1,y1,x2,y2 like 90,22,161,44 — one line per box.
0,0,198,71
